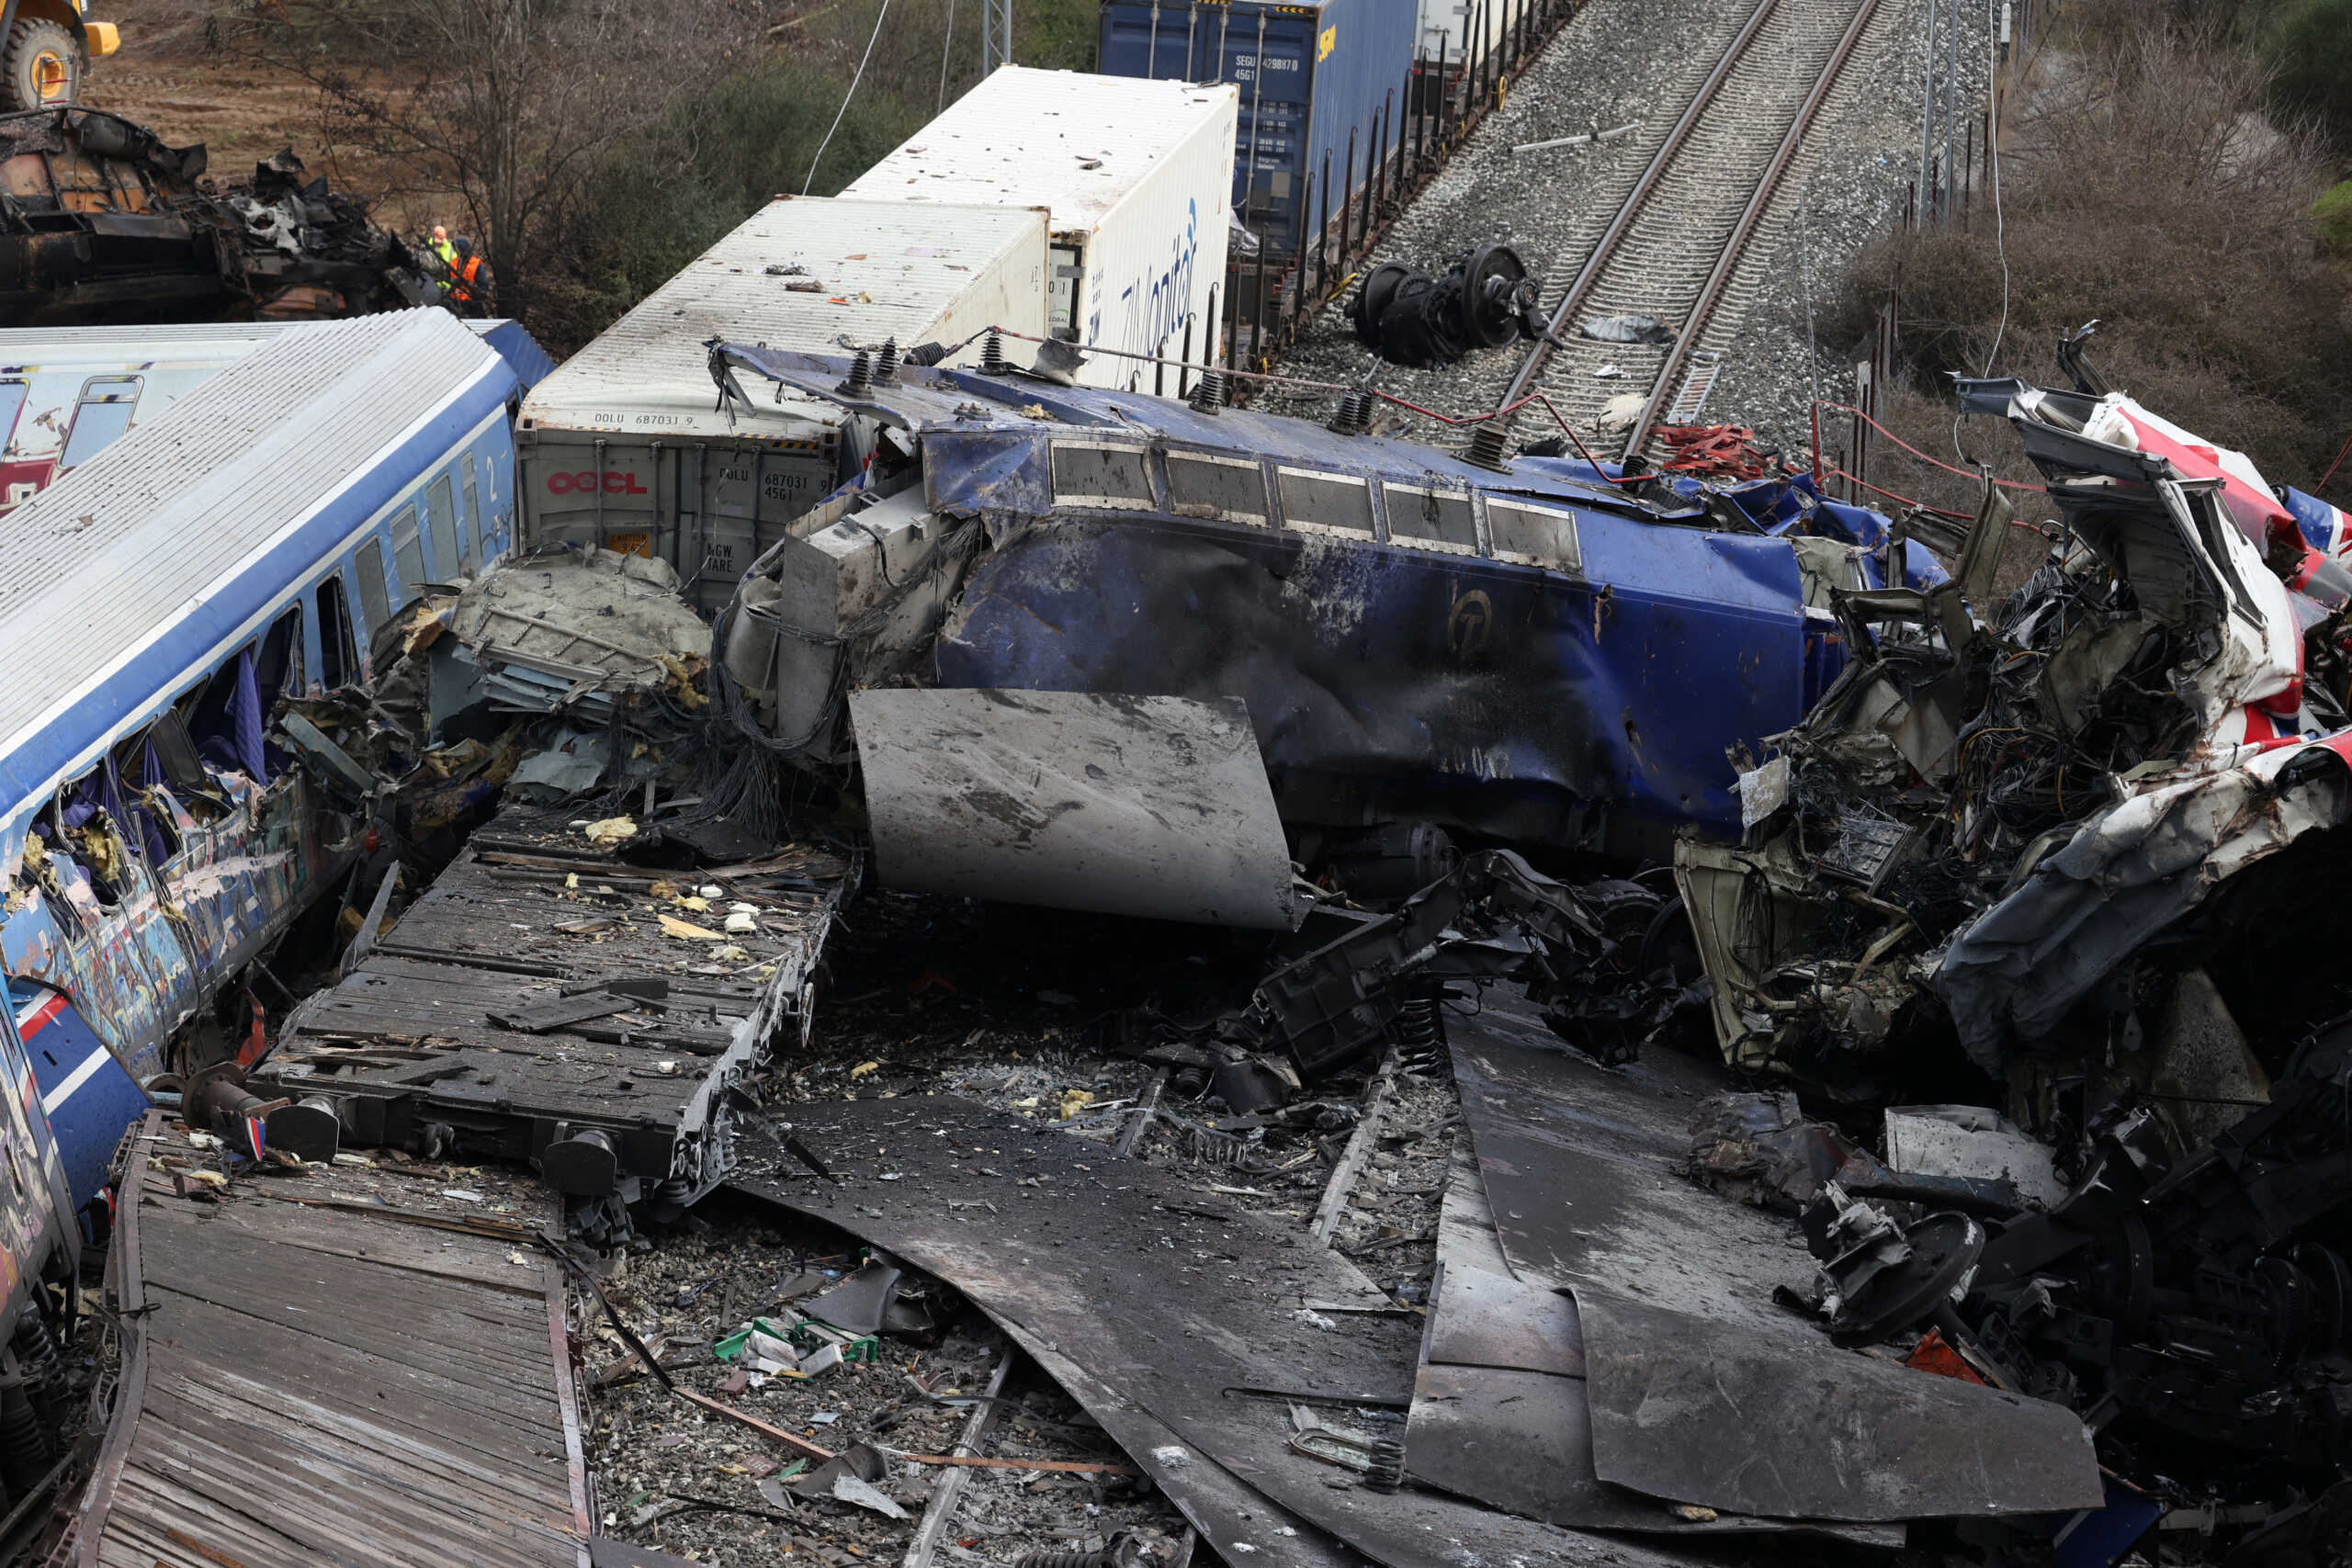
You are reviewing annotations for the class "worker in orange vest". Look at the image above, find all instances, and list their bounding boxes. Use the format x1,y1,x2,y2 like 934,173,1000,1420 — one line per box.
447,237,488,311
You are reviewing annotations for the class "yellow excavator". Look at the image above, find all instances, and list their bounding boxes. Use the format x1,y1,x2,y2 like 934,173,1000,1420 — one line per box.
0,0,116,112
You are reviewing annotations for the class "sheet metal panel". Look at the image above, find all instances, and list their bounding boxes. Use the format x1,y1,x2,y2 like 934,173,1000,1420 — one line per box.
849,689,1300,928
1447,989,2106,1522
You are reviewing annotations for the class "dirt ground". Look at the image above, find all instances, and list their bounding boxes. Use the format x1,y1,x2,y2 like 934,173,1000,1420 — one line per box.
83,0,427,230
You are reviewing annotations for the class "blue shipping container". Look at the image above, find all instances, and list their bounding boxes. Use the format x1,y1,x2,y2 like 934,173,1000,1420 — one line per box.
1099,0,1417,261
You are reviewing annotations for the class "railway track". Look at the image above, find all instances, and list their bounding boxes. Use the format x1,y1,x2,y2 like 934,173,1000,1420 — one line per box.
1495,0,1883,458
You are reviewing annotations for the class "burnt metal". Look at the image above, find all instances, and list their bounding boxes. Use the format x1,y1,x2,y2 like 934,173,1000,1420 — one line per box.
729,1099,1752,1568
1245,851,1672,1079
1351,243,1550,368
254,805,849,1198
1448,990,2104,1520
0,109,435,324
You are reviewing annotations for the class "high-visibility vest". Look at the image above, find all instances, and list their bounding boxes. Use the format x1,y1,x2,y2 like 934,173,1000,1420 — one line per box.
431,239,457,291
451,254,483,304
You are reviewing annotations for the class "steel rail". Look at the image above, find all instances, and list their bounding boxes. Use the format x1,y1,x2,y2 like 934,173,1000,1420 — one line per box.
1619,0,1883,459
1494,0,1780,416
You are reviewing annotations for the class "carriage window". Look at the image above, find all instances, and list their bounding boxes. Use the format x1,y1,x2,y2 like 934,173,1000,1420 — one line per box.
317,573,358,688
256,604,303,696
1384,483,1478,553
59,377,141,468
426,473,461,578
460,451,483,565
1277,469,1374,536
0,380,28,455
390,506,427,603
1165,452,1267,525
356,538,392,632
1487,499,1583,571
1050,442,1155,510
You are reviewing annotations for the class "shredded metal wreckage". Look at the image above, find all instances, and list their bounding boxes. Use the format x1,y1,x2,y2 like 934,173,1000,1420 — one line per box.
0,106,439,325
69,326,2352,1567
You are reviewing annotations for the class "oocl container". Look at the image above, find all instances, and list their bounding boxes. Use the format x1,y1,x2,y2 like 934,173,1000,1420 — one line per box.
516,197,1047,614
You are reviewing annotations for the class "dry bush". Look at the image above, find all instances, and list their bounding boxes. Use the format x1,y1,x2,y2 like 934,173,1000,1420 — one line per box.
1826,6,2352,508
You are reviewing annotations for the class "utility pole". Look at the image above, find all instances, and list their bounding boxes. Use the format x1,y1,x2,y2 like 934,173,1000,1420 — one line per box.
1916,0,1937,228
982,0,1014,73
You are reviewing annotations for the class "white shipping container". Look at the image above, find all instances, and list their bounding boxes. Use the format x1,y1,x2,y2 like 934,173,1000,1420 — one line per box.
518,197,1048,612
842,66,1237,393
1418,0,1513,65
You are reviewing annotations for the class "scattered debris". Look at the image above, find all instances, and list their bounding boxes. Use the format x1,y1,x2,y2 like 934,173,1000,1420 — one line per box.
1349,244,1560,367
0,108,437,324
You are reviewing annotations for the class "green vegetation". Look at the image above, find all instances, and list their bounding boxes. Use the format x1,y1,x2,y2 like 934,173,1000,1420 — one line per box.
1831,0,2352,512
2263,0,2352,148
535,0,1100,355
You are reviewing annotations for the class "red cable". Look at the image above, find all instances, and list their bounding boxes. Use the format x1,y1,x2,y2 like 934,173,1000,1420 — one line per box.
1812,400,2046,493
2319,425,2352,492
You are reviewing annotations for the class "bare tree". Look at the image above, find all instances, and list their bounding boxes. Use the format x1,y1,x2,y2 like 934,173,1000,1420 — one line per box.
219,0,753,323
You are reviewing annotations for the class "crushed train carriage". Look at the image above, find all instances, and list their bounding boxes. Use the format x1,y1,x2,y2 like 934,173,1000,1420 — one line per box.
0,310,523,1429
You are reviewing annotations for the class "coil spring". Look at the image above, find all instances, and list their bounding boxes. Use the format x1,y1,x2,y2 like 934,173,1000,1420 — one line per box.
1015,1535,1140,1568
1394,996,1444,1051
13,1318,64,1436
0,1376,48,1495
1363,1436,1407,1494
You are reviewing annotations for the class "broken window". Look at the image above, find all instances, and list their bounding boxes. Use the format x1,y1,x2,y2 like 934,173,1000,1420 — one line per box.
316,573,357,690
0,379,28,456
59,376,140,468
127,710,224,826
1486,499,1583,572
355,537,392,634
390,505,427,604
255,604,303,697
187,648,270,783
426,472,460,580
1050,442,1155,511
460,451,482,569
53,769,134,907
1384,482,1478,553
110,728,184,863
1165,451,1268,525
1277,469,1375,537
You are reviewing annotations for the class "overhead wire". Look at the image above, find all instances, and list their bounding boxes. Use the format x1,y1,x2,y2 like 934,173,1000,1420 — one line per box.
805,0,895,196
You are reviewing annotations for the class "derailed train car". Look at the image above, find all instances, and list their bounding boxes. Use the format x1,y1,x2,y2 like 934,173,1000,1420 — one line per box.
704,341,1939,926
0,310,520,1454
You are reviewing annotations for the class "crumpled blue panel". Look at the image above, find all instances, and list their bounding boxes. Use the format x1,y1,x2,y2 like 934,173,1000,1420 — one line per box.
935,513,1817,853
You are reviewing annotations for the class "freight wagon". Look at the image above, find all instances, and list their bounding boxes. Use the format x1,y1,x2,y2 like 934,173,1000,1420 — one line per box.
841,66,1236,391
1098,0,1416,261
516,197,1048,615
